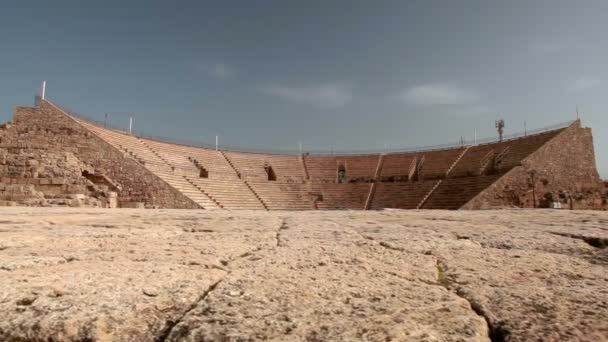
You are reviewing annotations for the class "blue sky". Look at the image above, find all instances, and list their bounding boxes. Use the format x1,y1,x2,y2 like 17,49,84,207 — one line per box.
0,0,606,178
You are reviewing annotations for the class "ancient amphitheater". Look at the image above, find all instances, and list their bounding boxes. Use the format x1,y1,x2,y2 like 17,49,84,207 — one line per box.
0,99,605,210
1,99,607,341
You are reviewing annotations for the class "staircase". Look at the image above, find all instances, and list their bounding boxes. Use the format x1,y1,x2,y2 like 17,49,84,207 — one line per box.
219,151,241,178
364,183,376,210
132,139,219,209
416,155,426,180
139,139,171,165
416,179,443,209
373,154,384,180
243,180,269,210
300,154,310,181
220,151,267,209
364,155,384,210
408,156,418,181
479,150,495,176
82,172,122,192
494,146,511,170
184,177,222,209
446,146,470,177
117,145,141,163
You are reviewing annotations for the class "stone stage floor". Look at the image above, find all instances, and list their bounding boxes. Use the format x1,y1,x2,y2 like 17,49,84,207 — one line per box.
0,208,607,341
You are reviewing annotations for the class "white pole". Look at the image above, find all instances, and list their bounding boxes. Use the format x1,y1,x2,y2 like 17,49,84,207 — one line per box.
216,135,219,151
474,129,477,145
524,121,527,136
41,81,46,100
129,117,133,135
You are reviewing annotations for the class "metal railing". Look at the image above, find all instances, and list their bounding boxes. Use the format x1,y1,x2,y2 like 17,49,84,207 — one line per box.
48,99,574,156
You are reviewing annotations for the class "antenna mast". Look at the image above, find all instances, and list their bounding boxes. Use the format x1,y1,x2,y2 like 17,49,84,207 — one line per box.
495,119,505,142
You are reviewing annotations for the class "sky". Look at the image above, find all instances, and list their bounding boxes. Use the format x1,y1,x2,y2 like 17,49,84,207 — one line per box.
0,0,606,178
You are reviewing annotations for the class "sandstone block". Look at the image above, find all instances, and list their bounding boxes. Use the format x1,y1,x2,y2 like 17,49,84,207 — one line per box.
120,201,145,209
67,194,86,201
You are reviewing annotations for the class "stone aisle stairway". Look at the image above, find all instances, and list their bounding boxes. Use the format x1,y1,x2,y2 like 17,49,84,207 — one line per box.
219,151,268,210
138,142,221,210
416,180,443,209
365,154,384,210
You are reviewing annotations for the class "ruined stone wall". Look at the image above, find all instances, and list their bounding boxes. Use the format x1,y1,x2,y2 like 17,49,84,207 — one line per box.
603,181,608,209
4,102,199,209
0,122,10,145
463,121,604,209
0,145,106,206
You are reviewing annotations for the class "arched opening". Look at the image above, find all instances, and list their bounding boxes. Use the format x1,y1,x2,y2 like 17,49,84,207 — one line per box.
337,163,346,184
264,164,276,181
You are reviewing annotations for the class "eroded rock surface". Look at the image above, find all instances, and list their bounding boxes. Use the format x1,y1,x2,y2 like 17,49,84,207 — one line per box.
0,208,607,341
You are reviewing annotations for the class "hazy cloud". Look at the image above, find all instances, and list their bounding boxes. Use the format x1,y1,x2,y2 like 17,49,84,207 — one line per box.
529,40,571,57
196,63,236,80
571,76,600,90
262,83,353,108
397,84,479,106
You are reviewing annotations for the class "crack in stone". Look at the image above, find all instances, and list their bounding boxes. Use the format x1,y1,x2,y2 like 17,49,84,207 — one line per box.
155,241,270,341
548,231,608,249
155,278,223,342
377,241,405,252
349,230,405,252
155,221,284,341
435,258,510,342
347,228,513,341
350,228,509,341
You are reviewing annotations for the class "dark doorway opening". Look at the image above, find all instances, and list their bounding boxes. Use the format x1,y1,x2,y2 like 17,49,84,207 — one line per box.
265,164,277,181
199,166,209,178
337,163,346,184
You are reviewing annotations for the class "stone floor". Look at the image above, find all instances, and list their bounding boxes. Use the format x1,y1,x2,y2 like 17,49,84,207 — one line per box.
0,208,607,342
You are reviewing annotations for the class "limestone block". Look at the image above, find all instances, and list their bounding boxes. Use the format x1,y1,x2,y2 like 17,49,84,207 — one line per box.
107,197,118,208
69,199,83,207
120,201,145,209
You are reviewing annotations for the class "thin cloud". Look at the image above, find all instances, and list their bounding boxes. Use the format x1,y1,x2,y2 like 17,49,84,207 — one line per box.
529,40,570,57
261,83,353,108
196,63,236,80
397,84,478,106
571,76,600,90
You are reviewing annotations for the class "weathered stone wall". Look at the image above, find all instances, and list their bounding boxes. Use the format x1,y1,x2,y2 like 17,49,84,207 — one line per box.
0,146,90,179
603,181,608,208
0,145,105,207
3,102,199,209
463,121,605,209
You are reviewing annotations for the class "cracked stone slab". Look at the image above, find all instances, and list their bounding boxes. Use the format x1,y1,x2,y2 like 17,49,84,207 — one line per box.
166,217,488,341
0,208,278,341
0,208,607,341
347,210,608,341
